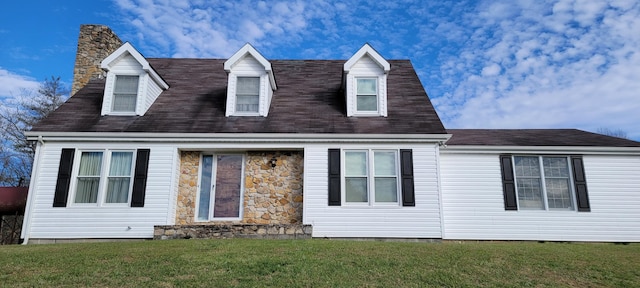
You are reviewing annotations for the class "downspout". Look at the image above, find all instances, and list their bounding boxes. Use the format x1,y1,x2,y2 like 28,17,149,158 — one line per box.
21,135,44,245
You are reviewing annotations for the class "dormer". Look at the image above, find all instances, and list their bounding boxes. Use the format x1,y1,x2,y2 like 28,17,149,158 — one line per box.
224,44,277,117
344,44,390,117
100,42,169,116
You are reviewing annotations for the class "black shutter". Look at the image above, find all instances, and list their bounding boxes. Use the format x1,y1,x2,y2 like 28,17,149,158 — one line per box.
500,155,518,210
328,149,341,206
400,149,415,207
53,149,75,207
571,156,590,212
131,149,150,207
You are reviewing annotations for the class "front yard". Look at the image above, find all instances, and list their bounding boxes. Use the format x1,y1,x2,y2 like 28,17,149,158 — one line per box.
1,239,638,287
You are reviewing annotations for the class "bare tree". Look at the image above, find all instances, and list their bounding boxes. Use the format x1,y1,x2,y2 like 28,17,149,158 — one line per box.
0,76,68,186
596,127,629,139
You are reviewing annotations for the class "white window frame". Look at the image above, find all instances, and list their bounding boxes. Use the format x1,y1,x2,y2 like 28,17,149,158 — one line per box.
234,76,261,116
195,153,246,221
355,77,379,114
341,149,400,207
512,155,577,211
69,149,136,207
108,73,142,116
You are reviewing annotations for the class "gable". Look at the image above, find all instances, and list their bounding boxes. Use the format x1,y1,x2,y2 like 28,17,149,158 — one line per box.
349,55,386,75
228,54,264,72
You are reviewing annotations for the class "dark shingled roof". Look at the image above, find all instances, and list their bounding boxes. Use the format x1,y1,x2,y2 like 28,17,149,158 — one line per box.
447,129,640,147
31,59,447,134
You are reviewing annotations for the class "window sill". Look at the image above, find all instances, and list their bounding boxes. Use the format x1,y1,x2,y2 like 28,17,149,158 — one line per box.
350,112,384,117
340,203,402,208
108,112,137,116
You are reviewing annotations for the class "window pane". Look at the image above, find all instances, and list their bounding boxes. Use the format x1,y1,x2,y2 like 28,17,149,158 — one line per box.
114,76,139,94
197,155,213,221
113,76,138,112
106,178,130,203
345,151,367,176
543,157,569,177
112,94,136,112
546,178,573,209
75,178,99,203
374,151,396,176
213,155,243,218
236,95,259,112
514,156,539,177
109,152,133,176
516,178,544,209
78,152,102,176
237,77,260,95
357,95,377,111
357,78,377,95
375,178,397,202
345,177,368,202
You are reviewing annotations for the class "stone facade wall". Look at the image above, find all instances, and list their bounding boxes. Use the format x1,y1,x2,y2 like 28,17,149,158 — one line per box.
71,24,122,95
154,224,312,240
176,152,200,225
244,152,304,224
175,151,304,226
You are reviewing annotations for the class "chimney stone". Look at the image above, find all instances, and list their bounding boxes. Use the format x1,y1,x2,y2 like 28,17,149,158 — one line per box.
71,24,123,95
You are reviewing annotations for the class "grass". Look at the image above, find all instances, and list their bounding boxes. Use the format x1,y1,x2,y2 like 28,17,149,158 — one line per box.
0,239,639,287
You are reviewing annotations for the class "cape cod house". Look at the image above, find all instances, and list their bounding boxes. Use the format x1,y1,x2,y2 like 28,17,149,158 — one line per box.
21,25,640,243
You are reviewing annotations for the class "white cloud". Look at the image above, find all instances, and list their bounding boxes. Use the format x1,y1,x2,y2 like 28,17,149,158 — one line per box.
0,68,39,103
114,0,319,58
431,0,640,139
481,63,501,76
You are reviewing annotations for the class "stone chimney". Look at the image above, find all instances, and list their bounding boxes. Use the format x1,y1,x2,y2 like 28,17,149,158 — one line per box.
71,24,123,95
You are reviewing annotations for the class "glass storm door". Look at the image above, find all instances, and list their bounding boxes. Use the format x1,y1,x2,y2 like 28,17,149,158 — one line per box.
197,154,243,221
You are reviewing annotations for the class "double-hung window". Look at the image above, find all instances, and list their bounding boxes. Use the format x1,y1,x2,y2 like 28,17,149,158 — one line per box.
235,77,260,113
344,150,399,205
513,156,574,210
356,78,378,112
74,150,135,205
112,75,139,113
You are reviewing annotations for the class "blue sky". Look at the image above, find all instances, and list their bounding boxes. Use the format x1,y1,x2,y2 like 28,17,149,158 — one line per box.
2,0,639,140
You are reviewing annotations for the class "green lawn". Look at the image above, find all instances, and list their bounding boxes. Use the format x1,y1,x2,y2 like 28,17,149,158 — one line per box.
0,239,638,287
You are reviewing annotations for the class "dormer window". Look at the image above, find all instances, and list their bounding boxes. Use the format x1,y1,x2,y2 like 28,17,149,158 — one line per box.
236,77,260,113
356,78,378,112
112,75,139,113
344,44,390,117
224,44,277,117
100,42,169,116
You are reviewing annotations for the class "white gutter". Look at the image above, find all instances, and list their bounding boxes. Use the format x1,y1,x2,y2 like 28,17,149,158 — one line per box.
440,145,640,155
25,132,452,144
21,136,44,245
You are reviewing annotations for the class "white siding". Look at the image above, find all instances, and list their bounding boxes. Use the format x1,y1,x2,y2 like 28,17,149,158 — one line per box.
112,54,143,71
304,144,442,238
440,153,640,242
140,73,163,116
350,55,384,73
24,143,176,239
232,55,264,72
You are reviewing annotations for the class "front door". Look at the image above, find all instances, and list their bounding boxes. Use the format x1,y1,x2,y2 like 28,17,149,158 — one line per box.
197,154,244,221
